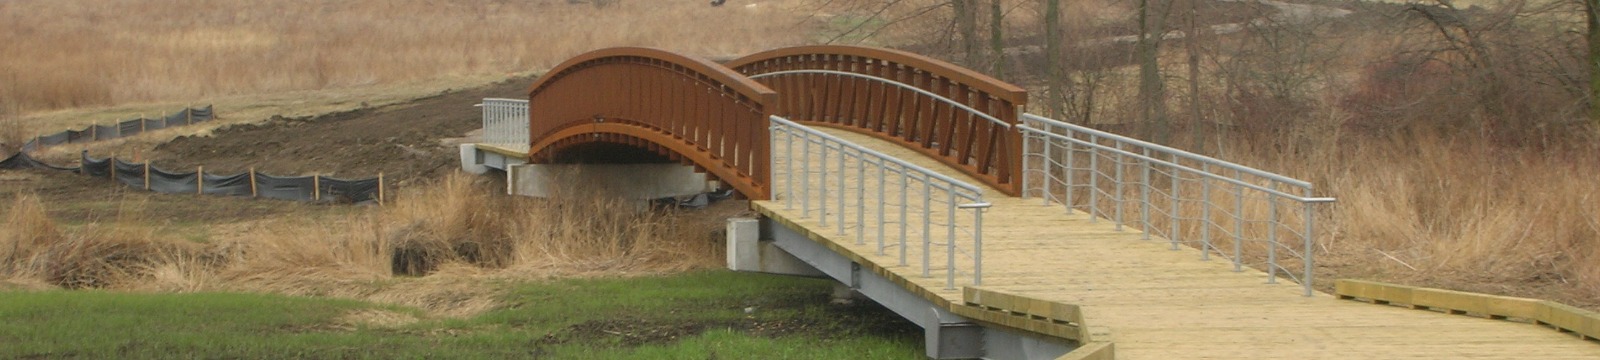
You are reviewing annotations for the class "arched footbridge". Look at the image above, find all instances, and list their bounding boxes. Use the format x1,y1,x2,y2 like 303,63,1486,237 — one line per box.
461,46,1600,359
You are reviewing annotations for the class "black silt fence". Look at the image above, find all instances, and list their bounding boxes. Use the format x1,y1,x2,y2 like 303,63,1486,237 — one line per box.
0,151,385,205
17,106,215,152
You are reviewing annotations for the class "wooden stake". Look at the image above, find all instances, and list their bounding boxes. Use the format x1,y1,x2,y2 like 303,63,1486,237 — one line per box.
377,172,385,205
197,166,204,195
89,123,97,140
186,106,192,125
143,163,151,190
313,175,321,201
249,168,258,198
109,156,116,180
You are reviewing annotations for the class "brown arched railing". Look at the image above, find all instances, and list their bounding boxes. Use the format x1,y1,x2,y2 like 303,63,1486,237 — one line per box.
726,45,1028,196
527,47,777,199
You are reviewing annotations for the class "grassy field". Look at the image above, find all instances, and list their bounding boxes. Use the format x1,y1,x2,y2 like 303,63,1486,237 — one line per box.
0,271,921,359
0,0,814,117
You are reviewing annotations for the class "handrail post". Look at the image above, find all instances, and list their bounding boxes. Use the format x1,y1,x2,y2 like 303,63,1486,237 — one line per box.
1303,196,1316,297
1201,162,1213,260
1088,134,1099,223
820,141,829,226
945,191,957,290
785,125,795,209
1064,129,1075,214
856,151,866,243
1114,141,1125,231
1267,192,1280,284
959,202,992,286
837,145,847,235
802,130,811,218
1234,171,1245,272
900,170,909,266
876,157,886,255
1025,128,1037,202
1170,153,1182,250
922,178,932,278
1140,147,1152,239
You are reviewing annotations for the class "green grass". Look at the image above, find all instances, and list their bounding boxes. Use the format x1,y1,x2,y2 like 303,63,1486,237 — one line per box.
0,271,921,359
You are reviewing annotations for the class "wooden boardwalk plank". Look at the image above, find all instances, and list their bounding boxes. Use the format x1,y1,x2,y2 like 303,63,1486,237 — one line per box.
756,128,1600,359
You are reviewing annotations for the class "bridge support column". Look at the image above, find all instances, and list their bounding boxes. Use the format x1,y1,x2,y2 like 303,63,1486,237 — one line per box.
726,218,825,277
727,216,1076,360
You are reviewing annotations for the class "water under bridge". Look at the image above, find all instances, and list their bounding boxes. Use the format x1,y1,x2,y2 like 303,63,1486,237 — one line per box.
460,46,1600,359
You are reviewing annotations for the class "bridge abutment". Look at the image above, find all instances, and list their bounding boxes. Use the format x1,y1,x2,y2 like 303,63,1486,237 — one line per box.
505,163,714,199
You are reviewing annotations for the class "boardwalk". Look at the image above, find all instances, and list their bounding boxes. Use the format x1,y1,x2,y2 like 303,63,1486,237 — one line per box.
754,128,1600,360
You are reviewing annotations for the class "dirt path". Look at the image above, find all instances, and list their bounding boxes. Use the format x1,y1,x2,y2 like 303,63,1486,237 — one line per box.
147,77,533,187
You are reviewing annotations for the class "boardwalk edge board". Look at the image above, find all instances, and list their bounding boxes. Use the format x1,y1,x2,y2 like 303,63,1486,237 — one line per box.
959,287,1091,341
1054,341,1114,360
1335,279,1600,341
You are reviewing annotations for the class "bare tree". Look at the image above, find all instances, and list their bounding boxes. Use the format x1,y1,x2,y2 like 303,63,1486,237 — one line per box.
1043,0,1065,117
955,0,982,66
1184,0,1206,152
1586,0,1600,133
989,0,1006,78
1136,0,1175,143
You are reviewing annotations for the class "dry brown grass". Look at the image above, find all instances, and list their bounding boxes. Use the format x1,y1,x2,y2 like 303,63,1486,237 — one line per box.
380,172,729,277
0,0,815,116
1,171,733,316
0,195,203,290
1267,136,1600,300
0,107,22,155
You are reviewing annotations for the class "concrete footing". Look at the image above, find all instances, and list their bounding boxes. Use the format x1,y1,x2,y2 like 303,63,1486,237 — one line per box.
507,163,714,200
460,143,716,200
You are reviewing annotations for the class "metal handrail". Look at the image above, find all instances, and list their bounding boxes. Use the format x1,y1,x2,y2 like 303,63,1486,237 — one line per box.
1018,113,1335,297
1023,114,1314,189
770,116,988,289
1018,123,1331,203
749,70,1012,129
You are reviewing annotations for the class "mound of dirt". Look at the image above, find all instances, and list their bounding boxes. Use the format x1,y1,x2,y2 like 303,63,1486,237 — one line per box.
148,76,533,187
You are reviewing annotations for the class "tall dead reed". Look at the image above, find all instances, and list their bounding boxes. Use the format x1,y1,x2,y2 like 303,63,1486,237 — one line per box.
378,172,725,276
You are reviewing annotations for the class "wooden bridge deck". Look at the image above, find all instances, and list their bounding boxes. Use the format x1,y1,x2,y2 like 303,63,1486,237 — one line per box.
753,128,1600,359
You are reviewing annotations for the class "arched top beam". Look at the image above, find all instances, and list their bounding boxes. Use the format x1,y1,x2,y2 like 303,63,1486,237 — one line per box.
529,47,777,103
726,45,1027,107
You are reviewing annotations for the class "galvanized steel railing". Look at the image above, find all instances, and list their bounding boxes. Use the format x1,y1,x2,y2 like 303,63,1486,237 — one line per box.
770,115,989,289
478,98,529,151
1018,114,1336,296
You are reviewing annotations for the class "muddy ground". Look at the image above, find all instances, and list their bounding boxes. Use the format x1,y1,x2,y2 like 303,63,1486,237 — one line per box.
147,76,533,187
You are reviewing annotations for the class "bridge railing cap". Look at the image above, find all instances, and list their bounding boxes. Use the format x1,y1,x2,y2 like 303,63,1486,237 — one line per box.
528,47,778,105
726,45,1027,106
